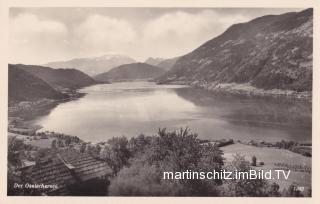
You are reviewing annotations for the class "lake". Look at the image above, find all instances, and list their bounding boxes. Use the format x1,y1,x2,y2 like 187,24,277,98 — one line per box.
31,82,312,143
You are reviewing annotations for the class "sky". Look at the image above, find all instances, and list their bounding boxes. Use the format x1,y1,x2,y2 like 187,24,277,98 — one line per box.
9,7,304,64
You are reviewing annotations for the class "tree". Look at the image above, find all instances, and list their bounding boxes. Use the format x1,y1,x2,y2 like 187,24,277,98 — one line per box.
102,137,131,174
51,140,57,149
65,137,71,146
128,134,151,155
87,144,102,158
94,144,102,157
146,128,203,171
8,137,25,166
109,162,169,196
251,155,257,166
80,143,86,153
108,128,223,196
35,148,51,165
58,140,64,147
267,182,281,197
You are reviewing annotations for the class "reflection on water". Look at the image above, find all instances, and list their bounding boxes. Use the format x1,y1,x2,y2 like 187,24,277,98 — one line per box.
31,82,312,143
175,88,311,142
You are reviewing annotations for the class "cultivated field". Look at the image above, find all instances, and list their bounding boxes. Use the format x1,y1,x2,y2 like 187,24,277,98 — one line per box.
221,143,311,193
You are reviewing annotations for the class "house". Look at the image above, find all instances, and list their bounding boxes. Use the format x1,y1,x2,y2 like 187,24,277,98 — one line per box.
22,149,112,195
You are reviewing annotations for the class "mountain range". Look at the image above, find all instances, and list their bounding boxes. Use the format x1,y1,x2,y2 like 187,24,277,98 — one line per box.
158,9,313,93
144,57,180,71
94,62,165,82
14,64,97,89
44,54,136,76
9,64,98,102
156,57,180,71
144,57,165,66
9,66,66,102
9,8,313,102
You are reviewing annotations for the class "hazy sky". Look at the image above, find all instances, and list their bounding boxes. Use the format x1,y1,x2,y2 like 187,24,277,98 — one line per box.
9,7,303,64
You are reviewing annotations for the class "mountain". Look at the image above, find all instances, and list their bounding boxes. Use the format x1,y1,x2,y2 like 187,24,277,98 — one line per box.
94,62,165,82
144,57,165,66
44,54,136,76
159,9,313,93
12,64,97,90
9,65,65,102
144,57,179,71
156,57,180,71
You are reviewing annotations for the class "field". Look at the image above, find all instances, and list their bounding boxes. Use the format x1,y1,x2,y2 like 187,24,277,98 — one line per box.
221,143,311,193
8,132,54,148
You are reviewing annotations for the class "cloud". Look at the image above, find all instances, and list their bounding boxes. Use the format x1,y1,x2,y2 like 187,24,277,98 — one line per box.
10,13,68,44
9,9,253,64
9,13,69,64
74,14,137,54
141,10,249,58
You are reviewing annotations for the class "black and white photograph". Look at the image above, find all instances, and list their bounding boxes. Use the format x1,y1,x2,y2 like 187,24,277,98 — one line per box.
6,5,313,197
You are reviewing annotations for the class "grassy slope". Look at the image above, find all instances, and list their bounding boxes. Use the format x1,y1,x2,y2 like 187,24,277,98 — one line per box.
221,143,311,193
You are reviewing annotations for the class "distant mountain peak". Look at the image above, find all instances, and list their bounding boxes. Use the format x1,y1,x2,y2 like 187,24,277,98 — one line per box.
96,53,133,59
44,54,136,76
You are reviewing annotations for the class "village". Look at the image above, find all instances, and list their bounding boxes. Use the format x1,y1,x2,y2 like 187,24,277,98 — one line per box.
8,116,113,195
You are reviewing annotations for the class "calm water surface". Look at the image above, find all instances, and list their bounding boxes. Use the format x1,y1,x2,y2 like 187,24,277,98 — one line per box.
31,82,312,142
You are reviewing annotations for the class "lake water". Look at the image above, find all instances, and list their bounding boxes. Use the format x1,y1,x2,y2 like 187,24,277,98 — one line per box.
31,82,312,143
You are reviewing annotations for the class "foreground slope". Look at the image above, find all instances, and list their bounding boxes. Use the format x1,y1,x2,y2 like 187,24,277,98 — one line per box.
159,9,313,93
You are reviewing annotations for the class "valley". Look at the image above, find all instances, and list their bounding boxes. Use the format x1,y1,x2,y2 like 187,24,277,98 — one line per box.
7,8,313,197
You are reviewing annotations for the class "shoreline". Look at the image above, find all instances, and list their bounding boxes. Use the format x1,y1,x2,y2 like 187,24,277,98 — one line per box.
8,81,311,144
8,89,86,121
8,81,312,157
158,80,311,101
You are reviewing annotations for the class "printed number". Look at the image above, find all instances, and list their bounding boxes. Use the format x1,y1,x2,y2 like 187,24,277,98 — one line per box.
294,186,304,191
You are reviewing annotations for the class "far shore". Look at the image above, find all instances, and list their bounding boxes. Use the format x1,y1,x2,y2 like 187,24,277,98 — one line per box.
157,80,311,101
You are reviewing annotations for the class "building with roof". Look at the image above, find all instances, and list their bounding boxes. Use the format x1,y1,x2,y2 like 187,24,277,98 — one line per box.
21,149,113,195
